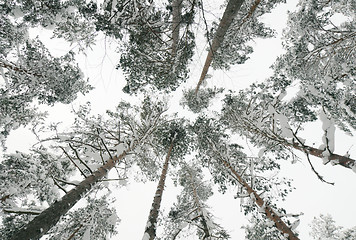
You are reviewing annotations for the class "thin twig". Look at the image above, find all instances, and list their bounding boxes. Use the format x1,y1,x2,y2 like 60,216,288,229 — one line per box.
60,146,87,178
97,129,113,159
292,131,334,185
53,178,68,193
69,143,93,175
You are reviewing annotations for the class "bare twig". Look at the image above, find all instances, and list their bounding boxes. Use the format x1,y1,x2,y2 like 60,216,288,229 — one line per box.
69,143,93,175
60,146,87,178
53,178,68,193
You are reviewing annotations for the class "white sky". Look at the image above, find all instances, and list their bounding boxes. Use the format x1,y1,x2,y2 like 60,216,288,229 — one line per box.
4,0,356,239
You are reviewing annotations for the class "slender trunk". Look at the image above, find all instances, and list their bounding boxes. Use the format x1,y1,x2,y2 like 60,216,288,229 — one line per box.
11,151,129,240
289,142,355,169
188,171,210,238
144,140,175,240
195,0,245,94
220,158,299,240
171,0,182,56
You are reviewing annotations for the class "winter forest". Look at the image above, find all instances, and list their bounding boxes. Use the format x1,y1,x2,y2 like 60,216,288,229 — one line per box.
0,0,356,239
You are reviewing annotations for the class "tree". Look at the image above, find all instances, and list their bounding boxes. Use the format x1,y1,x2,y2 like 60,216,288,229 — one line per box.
117,0,196,93
269,0,356,133
161,162,229,239
195,0,285,94
190,116,299,239
195,0,245,94
143,120,190,240
220,88,356,175
143,135,175,240
309,214,356,240
8,98,167,239
0,1,93,141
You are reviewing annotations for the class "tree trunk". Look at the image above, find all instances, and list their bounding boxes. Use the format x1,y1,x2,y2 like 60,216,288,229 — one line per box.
11,151,129,240
195,0,245,94
188,170,210,238
220,158,300,240
171,0,182,56
143,140,174,240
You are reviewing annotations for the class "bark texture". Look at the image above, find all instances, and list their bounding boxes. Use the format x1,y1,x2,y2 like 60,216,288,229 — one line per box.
290,142,355,169
11,151,128,240
195,0,245,94
171,0,182,55
189,171,210,238
144,140,174,240
221,158,300,240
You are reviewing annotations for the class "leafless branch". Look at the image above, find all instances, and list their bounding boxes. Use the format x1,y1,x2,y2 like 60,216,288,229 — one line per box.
69,143,93,175
60,146,87,178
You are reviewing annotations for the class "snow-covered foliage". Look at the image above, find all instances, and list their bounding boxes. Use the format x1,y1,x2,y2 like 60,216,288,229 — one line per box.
210,0,286,70
160,162,229,239
270,0,356,133
118,0,196,93
309,214,356,240
0,149,74,238
181,87,223,113
0,1,93,140
1,0,355,239
243,212,290,240
220,87,302,160
47,195,118,240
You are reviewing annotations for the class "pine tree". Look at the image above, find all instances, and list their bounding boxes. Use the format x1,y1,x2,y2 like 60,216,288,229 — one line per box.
191,116,299,239
195,0,285,94
269,0,356,133
8,98,167,239
309,214,356,240
220,88,356,173
143,136,175,240
161,162,229,239
195,0,245,94
143,120,189,240
0,1,93,141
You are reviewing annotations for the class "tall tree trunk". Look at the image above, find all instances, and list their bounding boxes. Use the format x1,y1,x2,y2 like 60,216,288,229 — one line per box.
171,0,182,56
143,140,175,240
188,171,210,239
220,158,300,240
195,0,245,94
11,151,129,240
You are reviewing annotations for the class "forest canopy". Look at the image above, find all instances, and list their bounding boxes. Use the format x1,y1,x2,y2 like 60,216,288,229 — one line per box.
0,0,355,239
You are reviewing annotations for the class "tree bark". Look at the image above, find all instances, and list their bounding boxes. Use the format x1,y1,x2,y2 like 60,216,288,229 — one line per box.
289,142,355,169
188,170,210,238
144,140,174,240
220,158,300,240
195,0,245,94
171,0,182,56
11,151,128,240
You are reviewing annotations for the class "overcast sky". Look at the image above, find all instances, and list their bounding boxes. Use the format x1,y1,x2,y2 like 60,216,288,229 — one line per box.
4,1,356,239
